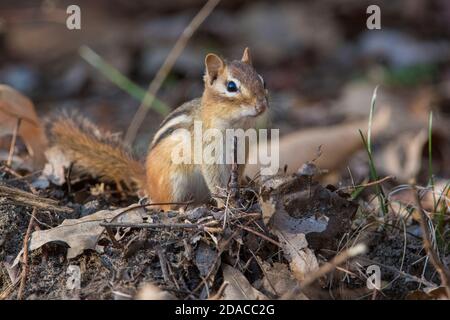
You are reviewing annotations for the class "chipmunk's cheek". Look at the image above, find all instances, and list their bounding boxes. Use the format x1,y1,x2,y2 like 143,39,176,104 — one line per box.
238,105,260,118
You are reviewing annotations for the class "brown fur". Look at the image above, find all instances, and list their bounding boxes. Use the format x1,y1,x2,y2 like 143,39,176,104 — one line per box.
51,114,146,191
50,48,267,210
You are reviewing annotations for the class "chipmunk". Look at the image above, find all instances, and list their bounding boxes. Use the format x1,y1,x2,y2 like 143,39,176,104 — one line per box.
51,48,268,210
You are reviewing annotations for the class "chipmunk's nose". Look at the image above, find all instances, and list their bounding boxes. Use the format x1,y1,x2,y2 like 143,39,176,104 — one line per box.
255,98,268,114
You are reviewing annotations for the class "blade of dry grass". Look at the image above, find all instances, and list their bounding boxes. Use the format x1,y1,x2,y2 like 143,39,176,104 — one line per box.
282,244,367,299
124,0,221,144
79,46,170,115
7,118,21,166
414,187,450,298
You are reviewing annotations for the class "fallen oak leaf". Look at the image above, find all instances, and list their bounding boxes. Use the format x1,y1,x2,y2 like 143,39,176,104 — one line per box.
222,264,267,300
245,107,391,178
0,184,73,213
32,146,72,188
13,204,146,265
135,283,176,300
0,84,48,168
376,129,428,182
194,241,221,299
259,262,308,299
274,227,319,282
260,173,358,282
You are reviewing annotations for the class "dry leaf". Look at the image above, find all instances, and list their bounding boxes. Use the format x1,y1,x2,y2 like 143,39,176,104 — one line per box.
32,146,72,188
222,264,267,300
406,287,448,300
194,241,220,299
0,84,48,168
377,130,428,182
245,107,391,178
260,262,308,299
259,173,357,281
13,204,146,265
389,179,449,220
195,242,219,278
135,283,175,300
273,220,319,282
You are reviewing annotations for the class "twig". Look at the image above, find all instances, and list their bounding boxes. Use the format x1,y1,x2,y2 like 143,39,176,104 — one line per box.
166,260,181,291
414,187,450,298
7,118,22,167
354,256,437,288
100,222,204,230
125,0,221,144
17,208,36,300
79,46,169,116
109,200,193,223
338,175,394,192
0,184,73,213
156,246,171,284
282,244,367,299
5,170,42,182
104,225,122,248
229,136,240,202
208,281,229,300
0,280,20,300
235,224,281,247
249,249,278,295
0,165,22,178
187,229,241,298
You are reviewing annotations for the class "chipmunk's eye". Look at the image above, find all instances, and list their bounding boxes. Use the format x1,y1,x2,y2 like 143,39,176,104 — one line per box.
226,81,238,93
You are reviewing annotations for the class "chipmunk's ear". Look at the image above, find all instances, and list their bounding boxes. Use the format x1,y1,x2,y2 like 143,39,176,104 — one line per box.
205,53,224,84
241,47,252,65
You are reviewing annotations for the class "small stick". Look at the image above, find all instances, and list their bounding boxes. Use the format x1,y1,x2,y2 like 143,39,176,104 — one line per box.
166,260,181,291
235,224,281,247
208,281,229,300
109,200,193,223
0,184,73,213
249,249,278,295
5,170,42,182
187,229,241,298
282,244,367,299
355,256,437,288
125,0,221,144
229,136,240,202
104,225,122,248
100,222,203,230
156,246,171,284
414,188,450,298
0,280,20,300
17,207,36,300
338,175,394,192
1,165,22,178
7,118,22,167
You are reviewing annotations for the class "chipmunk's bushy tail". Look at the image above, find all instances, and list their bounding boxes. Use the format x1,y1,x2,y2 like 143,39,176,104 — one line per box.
50,113,146,191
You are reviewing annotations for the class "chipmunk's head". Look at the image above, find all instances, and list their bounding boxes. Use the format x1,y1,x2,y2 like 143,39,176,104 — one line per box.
202,48,268,125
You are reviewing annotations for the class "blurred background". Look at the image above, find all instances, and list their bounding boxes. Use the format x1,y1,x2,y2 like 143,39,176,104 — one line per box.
1,0,449,187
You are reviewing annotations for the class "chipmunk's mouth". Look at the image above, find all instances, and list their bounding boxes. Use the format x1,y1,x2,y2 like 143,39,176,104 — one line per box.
255,104,267,115
237,102,268,118
252,101,268,117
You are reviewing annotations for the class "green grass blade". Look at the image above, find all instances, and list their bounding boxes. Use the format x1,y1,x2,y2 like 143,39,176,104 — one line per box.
367,85,379,153
359,86,388,216
428,111,437,210
79,46,170,116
